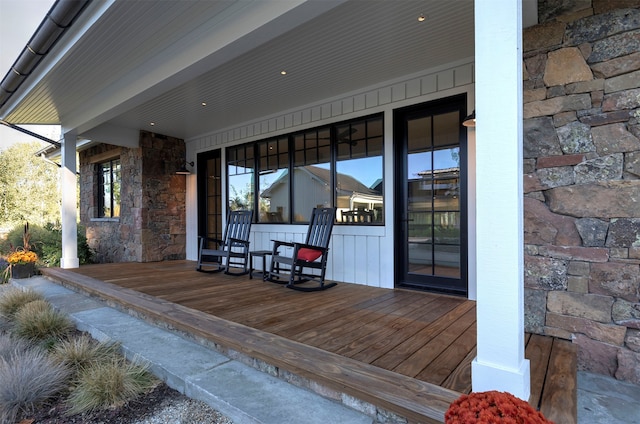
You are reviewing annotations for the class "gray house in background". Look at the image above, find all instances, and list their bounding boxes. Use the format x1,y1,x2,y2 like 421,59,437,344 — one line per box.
260,165,382,223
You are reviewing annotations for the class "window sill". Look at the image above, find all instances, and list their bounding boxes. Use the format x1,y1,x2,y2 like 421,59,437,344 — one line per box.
90,217,120,223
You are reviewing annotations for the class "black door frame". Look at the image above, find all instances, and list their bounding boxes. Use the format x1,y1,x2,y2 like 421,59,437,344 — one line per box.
393,94,468,296
197,149,223,245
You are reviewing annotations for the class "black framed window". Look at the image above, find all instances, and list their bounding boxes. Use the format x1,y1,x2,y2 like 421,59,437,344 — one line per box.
96,159,121,218
257,137,289,223
292,127,331,222
227,144,254,211
226,114,384,224
334,117,384,223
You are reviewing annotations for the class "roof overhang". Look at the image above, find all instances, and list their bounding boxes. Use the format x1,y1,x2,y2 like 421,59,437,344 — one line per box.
0,0,539,147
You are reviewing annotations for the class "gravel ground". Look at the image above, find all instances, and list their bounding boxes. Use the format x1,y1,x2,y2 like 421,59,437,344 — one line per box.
131,392,233,424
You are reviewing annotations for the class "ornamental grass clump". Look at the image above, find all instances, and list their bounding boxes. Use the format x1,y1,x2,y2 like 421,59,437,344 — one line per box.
445,391,553,424
52,335,121,376
0,345,70,424
12,300,73,345
0,288,44,320
66,356,158,415
0,333,31,361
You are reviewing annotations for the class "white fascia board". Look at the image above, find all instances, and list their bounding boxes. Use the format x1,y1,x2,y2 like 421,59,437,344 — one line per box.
68,0,346,136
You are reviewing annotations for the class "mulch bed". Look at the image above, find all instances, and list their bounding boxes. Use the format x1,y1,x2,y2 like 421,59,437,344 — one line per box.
16,383,180,424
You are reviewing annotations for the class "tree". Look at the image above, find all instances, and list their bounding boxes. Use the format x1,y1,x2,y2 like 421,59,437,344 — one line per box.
0,142,61,230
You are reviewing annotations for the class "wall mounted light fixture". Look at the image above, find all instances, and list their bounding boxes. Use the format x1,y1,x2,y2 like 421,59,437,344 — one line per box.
462,110,476,127
176,161,194,175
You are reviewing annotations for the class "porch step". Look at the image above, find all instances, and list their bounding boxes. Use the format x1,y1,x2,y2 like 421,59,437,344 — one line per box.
39,267,460,423
12,276,373,424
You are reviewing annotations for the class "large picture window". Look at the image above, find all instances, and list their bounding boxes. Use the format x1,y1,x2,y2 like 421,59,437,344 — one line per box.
97,159,121,218
257,137,288,223
226,114,384,224
292,127,331,222
227,144,254,212
335,117,383,223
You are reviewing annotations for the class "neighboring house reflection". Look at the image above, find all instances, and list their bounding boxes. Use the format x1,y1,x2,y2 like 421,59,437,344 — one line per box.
260,165,383,223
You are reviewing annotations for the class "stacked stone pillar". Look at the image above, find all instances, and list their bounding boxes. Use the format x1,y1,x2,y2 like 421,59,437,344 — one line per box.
79,131,187,263
523,1,640,384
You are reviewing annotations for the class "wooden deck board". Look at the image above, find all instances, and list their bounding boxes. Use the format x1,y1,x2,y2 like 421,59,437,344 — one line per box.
40,261,576,423
371,301,475,370
393,306,476,377
526,334,554,409
540,338,577,424
417,322,477,385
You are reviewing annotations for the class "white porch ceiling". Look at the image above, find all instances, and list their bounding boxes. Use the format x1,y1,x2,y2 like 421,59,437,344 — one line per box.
2,0,486,142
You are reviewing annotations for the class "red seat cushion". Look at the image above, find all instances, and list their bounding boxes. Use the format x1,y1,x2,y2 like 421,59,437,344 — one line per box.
297,247,323,262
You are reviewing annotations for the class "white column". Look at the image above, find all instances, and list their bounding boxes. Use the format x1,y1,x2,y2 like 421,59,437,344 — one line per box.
60,130,79,269
471,0,530,400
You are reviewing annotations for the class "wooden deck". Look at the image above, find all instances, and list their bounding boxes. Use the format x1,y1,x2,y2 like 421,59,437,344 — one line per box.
41,261,576,423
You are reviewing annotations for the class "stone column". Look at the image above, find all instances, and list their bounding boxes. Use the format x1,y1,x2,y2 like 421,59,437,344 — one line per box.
471,0,530,399
60,130,79,269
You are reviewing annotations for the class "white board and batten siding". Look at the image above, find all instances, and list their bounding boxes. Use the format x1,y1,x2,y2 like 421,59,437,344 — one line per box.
185,58,476,290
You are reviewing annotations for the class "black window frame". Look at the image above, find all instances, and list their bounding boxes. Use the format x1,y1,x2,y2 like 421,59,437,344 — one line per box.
226,113,384,225
96,158,121,218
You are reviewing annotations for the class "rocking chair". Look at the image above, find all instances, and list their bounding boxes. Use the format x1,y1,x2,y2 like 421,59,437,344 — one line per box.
267,207,337,291
196,209,253,275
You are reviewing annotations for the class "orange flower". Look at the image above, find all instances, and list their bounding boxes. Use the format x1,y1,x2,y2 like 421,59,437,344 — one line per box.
445,391,553,424
6,249,38,265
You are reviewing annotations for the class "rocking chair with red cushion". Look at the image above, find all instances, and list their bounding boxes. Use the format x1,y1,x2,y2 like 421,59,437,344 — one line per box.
267,207,337,291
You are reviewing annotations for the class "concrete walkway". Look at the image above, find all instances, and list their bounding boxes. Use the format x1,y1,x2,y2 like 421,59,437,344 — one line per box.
10,276,640,424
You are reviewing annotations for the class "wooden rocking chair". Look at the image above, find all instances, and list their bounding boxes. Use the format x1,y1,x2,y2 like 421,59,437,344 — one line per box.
267,207,337,291
196,209,253,275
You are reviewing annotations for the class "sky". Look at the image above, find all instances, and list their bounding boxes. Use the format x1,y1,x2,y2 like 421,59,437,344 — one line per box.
0,0,59,150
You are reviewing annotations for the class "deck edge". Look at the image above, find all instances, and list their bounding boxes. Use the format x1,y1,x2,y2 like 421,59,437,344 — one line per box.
41,267,459,423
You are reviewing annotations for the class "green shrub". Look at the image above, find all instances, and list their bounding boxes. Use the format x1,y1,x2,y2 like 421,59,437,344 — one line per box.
0,347,70,424
12,301,73,344
66,356,158,415
0,288,45,320
52,335,121,376
0,222,95,267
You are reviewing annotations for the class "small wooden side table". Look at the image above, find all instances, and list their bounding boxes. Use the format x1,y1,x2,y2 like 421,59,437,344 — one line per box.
249,250,274,280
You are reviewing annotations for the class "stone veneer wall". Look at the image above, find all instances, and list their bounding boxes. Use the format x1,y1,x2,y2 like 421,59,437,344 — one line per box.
523,0,640,384
79,131,186,263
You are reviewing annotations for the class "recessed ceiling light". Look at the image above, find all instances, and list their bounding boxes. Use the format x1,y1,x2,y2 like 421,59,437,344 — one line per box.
201,102,207,106
280,70,287,75
150,122,155,126
418,14,426,22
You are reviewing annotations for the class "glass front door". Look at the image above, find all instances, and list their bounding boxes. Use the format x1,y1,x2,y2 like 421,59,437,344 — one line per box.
394,95,467,296
197,150,223,243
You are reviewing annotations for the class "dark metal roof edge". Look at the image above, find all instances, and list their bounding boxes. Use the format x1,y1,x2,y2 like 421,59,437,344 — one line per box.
0,0,91,111
0,119,61,148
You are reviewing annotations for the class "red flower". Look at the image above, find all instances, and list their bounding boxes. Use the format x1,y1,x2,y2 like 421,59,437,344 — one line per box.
445,391,553,424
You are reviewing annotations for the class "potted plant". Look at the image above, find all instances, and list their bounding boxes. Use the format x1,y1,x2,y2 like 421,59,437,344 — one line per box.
6,223,39,279
7,248,38,279
445,391,553,424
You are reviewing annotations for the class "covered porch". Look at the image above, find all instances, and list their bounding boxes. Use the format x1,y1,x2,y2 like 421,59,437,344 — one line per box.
41,261,575,423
